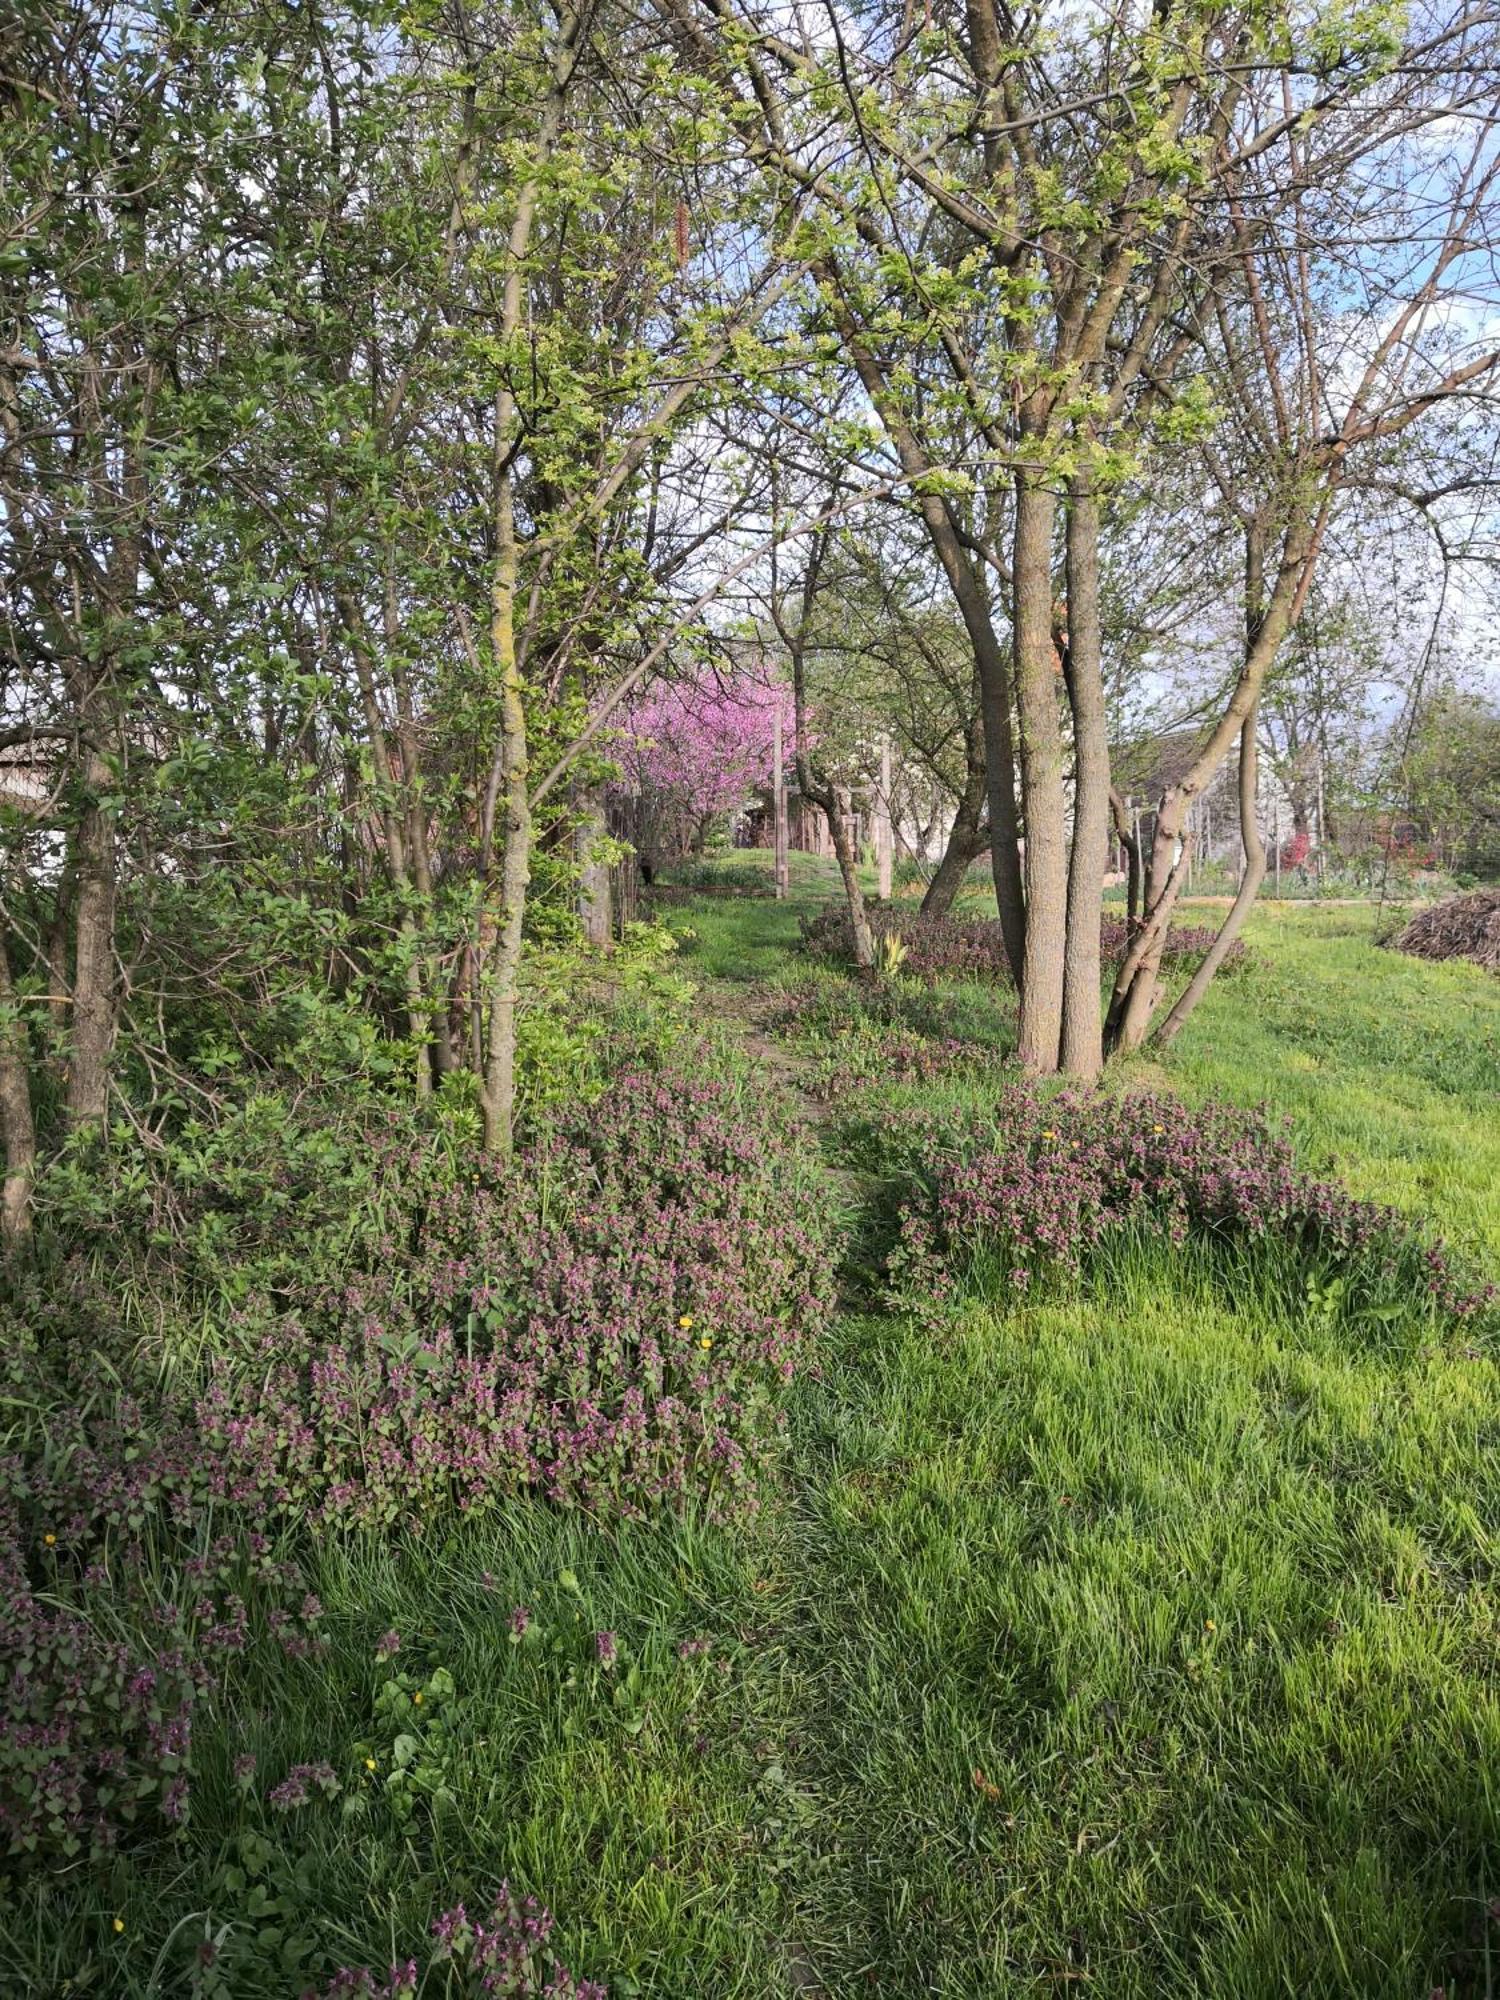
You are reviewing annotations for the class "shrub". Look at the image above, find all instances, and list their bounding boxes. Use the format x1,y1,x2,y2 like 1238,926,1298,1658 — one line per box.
195,1064,835,1528
1,1050,833,1870
885,1083,1492,1324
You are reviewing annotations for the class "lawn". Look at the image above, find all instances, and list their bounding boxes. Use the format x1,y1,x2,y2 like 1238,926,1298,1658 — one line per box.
7,872,1499,1999
673,867,1500,1997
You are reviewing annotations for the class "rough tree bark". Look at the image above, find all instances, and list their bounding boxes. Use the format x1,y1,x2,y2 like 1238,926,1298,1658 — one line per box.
477,0,582,1159
0,931,36,1250
65,747,117,1130
1060,478,1110,1079
574,781,614,947
921,742,988,917
1012,468,1068,1071
1109,789,1141,931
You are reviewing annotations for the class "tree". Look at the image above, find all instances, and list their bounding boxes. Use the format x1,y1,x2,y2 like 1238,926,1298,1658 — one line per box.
622,661,792,861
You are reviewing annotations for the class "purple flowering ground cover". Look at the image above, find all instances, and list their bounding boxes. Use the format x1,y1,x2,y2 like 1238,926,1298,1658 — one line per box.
0,1052,836,1994
5,888,1500,2000
880,1080,1492,1325
799,904,1249,982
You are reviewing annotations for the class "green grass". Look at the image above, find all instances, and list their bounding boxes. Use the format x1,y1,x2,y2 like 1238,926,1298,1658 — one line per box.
1158,902,1500,1264
3,1507,821,1998
11,891,1500,1997
785,1255,1500,1996
677,887,1500,1996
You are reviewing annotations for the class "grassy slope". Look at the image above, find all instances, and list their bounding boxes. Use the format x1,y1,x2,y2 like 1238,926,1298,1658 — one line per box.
14,868,1499,1998
674,865,1500,1998
1164,901,1500,1264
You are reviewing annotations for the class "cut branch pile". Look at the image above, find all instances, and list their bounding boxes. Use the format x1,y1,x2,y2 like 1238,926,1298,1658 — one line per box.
1384,890,1500,975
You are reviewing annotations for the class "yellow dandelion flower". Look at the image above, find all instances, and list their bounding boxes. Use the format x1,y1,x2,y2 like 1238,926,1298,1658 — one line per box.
699,1335,712,1349
1204,1619,1216,1633
679,1314,693,1330
365,1757,377,1771
413,1691,423,1705
43,1533,56,1547
113,1917,125,1935
1153,1124,1164,1135
1041,1129,1056,1141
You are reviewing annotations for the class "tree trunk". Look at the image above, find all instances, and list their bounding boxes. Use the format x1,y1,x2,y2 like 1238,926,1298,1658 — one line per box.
875,734,894,900
828,784,875,968
480,490,531,1159
337,592,433,1100
66,751,116,1131
788,610,873,970
819,275,1025,979
921,760,988,917
386,570,455,1079
0,931,36,1251
976,653,1024,980
1106,510,1314,1055
1060,481,1109,1079
476,1,582,1158
1012,473,1068,1072
1155,701,1266,1049
575,783,613,948
1109,789,1141,931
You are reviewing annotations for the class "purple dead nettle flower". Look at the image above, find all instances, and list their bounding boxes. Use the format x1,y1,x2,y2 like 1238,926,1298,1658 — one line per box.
191,1065,835,1530
1,1058,836,1869
309,1882,606,1997
268,1761,339,1812
594,1630,618,1669
888,1084,1492,1324
375,1629,402,1662
800,905,1248,983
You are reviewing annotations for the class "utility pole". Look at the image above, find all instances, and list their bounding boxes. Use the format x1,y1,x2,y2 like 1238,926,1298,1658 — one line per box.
772,705,789,899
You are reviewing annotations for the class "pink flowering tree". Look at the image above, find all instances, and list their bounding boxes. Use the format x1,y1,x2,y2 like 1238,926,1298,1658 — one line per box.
621,664,794,861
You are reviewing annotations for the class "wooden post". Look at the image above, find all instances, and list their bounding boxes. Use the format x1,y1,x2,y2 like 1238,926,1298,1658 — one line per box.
875,732,893,901
773,706,789,900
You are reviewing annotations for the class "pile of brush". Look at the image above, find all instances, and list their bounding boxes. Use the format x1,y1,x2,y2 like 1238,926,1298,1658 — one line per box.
1385,888,1500,974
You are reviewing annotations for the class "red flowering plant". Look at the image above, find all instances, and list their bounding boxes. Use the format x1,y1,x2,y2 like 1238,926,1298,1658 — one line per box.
621,664,793,856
